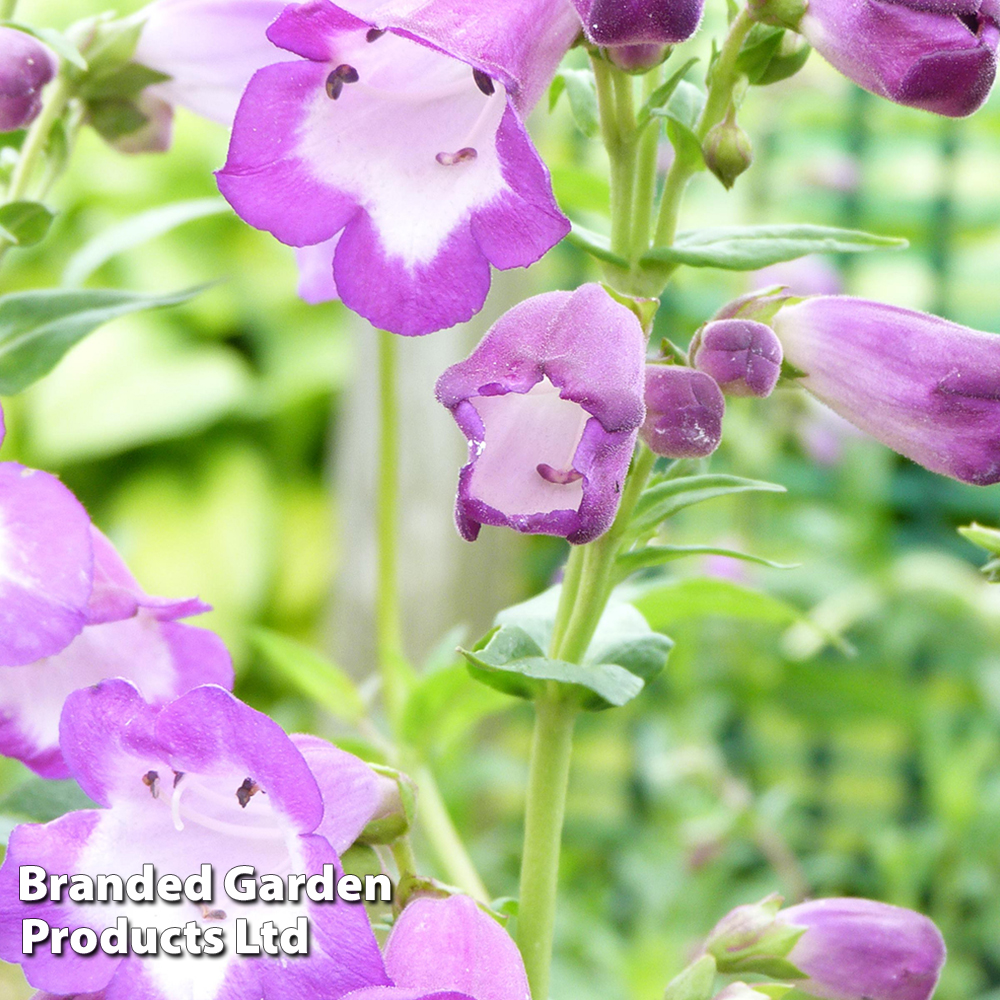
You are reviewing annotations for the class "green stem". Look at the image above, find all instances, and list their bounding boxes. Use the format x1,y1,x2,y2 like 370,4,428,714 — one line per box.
653,8,754,247
390,835,419,881
376,328,407,725
6,73,71,204
630,70,662,258
592,56,637,260
516,694,578,1000
414,764,490,902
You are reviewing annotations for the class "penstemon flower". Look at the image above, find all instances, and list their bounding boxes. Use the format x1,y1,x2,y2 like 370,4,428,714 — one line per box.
0,526,232,778
216,0,577,336
771,295,1000,484
0,407,95,668
0,26,56,132
764,0,1000,117
344,894,531,1000
0,681,388,1000
436,284,646,544
135,0,288,124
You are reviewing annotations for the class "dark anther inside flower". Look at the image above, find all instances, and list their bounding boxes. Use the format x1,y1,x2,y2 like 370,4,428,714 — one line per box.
325,63,359,99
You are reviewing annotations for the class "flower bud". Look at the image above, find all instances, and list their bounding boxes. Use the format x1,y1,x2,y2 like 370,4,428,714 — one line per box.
703,114,753,190
640,366,725,459
705,894,803,977
779,0,1000,117
0,27,56,133
607,42,670,73
572,0,704,54
772,295,1000,485
777,898,946,1000
690,319,783,398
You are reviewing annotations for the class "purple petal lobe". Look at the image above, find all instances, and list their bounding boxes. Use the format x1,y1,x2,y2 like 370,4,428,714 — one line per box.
572,0,704,46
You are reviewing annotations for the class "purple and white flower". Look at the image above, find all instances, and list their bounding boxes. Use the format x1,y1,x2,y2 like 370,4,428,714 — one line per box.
216,0,577,336
0,26,57,132
0,680,387,1000
777,898,947,1000
344,893,531,1000
436,284,646,544
0,526,233,778
640,365,725,458
788,0,1000,117
772,296,1000,484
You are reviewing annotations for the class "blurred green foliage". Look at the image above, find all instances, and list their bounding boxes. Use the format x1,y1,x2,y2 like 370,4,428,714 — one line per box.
3,3,1000,999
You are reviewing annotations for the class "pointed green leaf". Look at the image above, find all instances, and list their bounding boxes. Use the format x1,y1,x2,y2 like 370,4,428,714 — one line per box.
641,224,906,271
553,68,600,139
0,201,53,247
616,543,797,580
631,474,786,536
0,778,97,828
636,58,699,129
0,285,204,394
565,222,629,268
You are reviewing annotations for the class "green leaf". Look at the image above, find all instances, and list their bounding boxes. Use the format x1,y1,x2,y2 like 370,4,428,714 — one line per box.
64,197,231,286
582,601,673,683
735,25,786,84
663,80,705,129
87,97,149,142
0,201,54,247
0,285,204,394
460,624,645,710
656,81,707,172
959,522,1000,583
83,63,171,101
616,544,797,581
636,58,699,130
641,224,907,271
630,474,786,537
663,955,717,1000
0,778,97,825
551,68,600,139
564,222,629,268
252,628,365,724
400,662,510,754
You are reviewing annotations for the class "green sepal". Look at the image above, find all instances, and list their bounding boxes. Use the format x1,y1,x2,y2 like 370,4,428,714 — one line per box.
959,523,1000,583
663,954,717,1000
756,38,811,85
601,284,660,334
0,201,54,247
735,25,787,84
565,222,630,268
88,97,150,142
358,765,418,845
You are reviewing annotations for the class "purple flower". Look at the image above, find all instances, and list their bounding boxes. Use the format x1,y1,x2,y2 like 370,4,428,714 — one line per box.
436,284,646,544
690,319,783,398
772,295,1000,484
0,680,387,999
216,0,576,336
344,894,530,1000
0,27,56,132
792,0,999,117
777,898,946,1000
640,366,725,458
0,526,233,778
135,0,288,124
572,0,704,56
0,406,93,667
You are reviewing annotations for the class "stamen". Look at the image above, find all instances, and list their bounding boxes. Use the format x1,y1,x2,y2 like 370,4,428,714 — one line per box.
171,776,187,832
237,777,262,809
176,802,286,840
366,27,386,42
142,770,160,799
436,147,478,166
173,770,185,788
326,64,360,100
473,68,495,96
537,463,583,485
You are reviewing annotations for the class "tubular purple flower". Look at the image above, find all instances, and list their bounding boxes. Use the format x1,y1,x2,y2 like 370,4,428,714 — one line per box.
0,27,56,132
216,0,577,336
0,681,388,1000
343,894,531,1000
641,366,725,458
436,284,646,544
777,898,946,1000
786,0,1000,117
0,526,233,778
690,319,783,398
772,296,1000,484
135,0,288,124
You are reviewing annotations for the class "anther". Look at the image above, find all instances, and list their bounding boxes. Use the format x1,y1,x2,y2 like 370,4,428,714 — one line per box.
537,463,583,485
173,770,185,787
473,68,495,96
236,777,262,808
436,147,478,166
326,64,359,100
366,27,386,42
142,771,160,798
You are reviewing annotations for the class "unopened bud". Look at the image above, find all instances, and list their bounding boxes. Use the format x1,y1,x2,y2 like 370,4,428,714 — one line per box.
640,366,724,459
690,319,783,398
704,893,805,978
0,27,57,133
607,42,670,73
703,114,753,190
359,766,417,845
